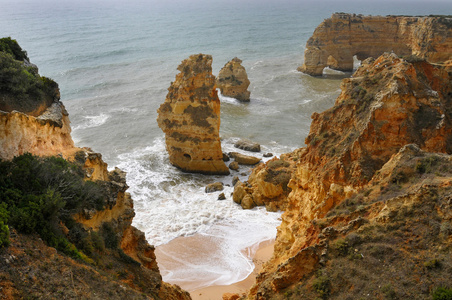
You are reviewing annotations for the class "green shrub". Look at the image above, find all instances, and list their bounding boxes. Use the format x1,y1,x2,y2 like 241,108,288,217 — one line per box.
0,154,106,258
0,50,58,114
312,275,331,299
0,37,28,61
0,203,9,247
432,287,452,300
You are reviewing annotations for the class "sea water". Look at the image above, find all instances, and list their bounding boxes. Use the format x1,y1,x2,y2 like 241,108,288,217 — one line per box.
2,0,451,291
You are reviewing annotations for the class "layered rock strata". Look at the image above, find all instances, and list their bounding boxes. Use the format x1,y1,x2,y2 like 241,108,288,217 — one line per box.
0,102,75,160
157,54,229,175
299,13,452,76
217,57,251,101
0,42,191,299
240,53,452,299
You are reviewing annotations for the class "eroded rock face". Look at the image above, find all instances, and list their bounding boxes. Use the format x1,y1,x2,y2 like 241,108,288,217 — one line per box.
157,54,229,175
299,13,452,76
0,102,76,160
244,53,452,298
217,57,251,101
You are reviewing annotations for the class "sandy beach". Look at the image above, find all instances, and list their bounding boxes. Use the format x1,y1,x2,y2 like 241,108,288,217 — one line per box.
155,236,275,300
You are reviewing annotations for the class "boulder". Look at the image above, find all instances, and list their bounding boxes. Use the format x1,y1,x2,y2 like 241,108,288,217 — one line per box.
234,139,261,152
229,161,239,171
229,152,261,165
218,193,226,200
205,182,224,193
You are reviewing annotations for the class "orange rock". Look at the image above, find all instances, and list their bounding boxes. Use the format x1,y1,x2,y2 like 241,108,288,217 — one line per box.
157,54,229,175
217,57,251,101
245,53,452,298
299,13,452,76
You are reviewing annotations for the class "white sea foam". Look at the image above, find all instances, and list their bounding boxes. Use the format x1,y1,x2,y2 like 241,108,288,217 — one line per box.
72,113,110,131
117,137,282,289
217,90,241,105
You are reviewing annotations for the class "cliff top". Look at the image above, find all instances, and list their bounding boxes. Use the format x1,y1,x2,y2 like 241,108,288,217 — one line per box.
0,37,59,116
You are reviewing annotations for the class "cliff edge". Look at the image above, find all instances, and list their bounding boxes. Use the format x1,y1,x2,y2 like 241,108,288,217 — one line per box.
299,13,452,76
0,38,191,300
235,53,452,299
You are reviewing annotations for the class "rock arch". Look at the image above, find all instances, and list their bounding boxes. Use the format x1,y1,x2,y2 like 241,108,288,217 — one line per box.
299,13,452,76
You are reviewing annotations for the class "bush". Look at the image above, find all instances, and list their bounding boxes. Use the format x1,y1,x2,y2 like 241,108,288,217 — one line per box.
432,287,452,300
0,50,58,114
312,275,331,299
0,203,9,248
0,154,106,258
0,37,28,61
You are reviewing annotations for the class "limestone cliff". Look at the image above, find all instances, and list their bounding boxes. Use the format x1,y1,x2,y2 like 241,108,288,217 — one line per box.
157,53,229,175
299,13,452,76
0,40,191,300
217,57,251,101
239,53,452,299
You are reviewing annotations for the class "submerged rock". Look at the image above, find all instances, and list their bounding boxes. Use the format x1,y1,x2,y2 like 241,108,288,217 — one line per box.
157,54,229,175
234,139,261,152
205,182,224,193
217,57,251,101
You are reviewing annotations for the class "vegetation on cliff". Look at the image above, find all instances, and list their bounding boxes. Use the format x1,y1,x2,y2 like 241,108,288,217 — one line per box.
0,40,191,300
0,37,59,116
236,53,452,300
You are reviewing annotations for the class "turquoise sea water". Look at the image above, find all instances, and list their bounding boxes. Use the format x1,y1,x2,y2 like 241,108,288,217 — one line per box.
2,0,451,290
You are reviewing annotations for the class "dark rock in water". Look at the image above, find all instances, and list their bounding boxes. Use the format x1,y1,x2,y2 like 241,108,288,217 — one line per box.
205,182,224,193
229,152,261,165
229,161,239,171
263,153,273,158
234,139,261,152
232,176,240,186
223,153,230,161
218,193,226,200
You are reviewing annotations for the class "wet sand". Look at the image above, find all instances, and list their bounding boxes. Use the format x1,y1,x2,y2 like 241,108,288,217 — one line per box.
155,235,275,300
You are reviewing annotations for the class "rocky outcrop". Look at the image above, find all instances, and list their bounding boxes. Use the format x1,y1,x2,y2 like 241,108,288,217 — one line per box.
299,13,452,76
157,54,229,175
217,57,251,101
0,41,191,299
0,102,76,160
232,150,299,211
242,53,452,299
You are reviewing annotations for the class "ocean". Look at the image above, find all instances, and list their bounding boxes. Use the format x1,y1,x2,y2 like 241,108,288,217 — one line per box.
2,0,451,291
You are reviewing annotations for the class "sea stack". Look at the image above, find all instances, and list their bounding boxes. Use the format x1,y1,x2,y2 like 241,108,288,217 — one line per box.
217,57,251,101
157,54,230,175
299,13,452,76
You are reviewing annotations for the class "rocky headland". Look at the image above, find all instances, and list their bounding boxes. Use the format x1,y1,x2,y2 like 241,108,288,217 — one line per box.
299,13,452,76
0,38,190,300
157,53,229,175
229,52,452,299
217,57,251,102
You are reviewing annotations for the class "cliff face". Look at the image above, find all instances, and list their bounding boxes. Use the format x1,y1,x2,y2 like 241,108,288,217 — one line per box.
157,53,229,175
217,57,251,101
243,53,452,299
299,13,452,76
0,41,191,300
0,102,76,160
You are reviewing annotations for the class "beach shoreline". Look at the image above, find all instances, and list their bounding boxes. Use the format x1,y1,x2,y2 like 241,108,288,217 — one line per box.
155,235,275,300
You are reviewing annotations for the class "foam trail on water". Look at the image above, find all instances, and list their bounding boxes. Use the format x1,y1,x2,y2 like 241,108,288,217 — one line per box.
117,137,282,290
72,113,110,131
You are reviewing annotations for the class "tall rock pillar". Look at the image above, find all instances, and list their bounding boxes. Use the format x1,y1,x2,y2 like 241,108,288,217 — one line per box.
157,54,230,175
